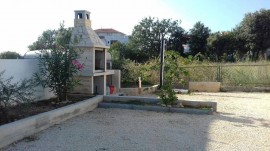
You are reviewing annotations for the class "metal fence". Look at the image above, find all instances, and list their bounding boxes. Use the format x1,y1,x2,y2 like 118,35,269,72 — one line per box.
181,63,270,87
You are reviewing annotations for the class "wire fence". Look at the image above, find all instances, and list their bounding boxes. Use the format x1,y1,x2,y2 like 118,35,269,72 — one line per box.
181,63,270,87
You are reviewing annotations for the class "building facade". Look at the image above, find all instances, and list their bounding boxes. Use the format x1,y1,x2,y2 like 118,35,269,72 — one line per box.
94,28,129,46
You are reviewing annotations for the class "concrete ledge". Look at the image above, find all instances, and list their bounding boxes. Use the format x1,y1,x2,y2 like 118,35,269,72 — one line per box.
189,82,221,92
99,102,213,115
103,96,217,112
0,95,103,149
103,95,160,104
221,86,270,92
181,100,217,112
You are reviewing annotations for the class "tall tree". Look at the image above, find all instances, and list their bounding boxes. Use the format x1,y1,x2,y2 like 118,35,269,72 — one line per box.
207,31,237,61
109,42,128,60
28,29,57,50
189,21,211,56
0,51,22,59
236,9,270,60
28,26,73,50
129,17,187,62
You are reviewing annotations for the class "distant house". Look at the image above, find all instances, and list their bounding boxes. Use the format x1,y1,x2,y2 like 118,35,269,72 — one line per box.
94,28,129,46
183,44,190,54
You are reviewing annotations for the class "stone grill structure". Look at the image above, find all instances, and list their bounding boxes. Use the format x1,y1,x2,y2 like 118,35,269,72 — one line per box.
71,10,120,95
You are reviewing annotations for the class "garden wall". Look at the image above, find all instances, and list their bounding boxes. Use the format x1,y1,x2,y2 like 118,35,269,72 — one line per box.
0,59,55,100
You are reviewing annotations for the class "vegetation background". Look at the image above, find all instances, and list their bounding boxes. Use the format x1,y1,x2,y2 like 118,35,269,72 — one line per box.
1,9,270,88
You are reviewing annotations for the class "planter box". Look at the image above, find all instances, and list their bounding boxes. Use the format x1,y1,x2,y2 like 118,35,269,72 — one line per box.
102,95,217,113
189,82,221,92
0,96,103,149
99,102,213,115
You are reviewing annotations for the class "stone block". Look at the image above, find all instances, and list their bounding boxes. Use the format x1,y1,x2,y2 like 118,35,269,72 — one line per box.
189,82,220,92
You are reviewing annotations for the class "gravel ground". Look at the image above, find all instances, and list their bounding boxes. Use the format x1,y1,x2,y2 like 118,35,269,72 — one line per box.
3,92,270,151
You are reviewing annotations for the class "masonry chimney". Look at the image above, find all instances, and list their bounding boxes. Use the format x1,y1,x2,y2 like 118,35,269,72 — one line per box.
71,10,105,47
74,10,91,28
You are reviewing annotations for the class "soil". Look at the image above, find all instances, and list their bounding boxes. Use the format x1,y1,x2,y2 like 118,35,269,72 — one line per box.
0,94,94,126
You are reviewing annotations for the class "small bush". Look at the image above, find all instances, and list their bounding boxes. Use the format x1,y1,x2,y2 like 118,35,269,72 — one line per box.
158,51,188,106
36,24,82,102
159,83,178,106
0,71,37,122
121,58,159,85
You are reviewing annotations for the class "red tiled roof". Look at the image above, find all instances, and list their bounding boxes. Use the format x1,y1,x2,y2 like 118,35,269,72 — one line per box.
94,28,125,35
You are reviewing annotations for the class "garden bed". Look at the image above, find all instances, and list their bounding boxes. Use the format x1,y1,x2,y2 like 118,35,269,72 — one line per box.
0,95,103,149
100,96,217,115
0,94,94,126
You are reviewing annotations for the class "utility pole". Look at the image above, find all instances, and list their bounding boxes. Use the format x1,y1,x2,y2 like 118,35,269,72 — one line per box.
159,34,165,89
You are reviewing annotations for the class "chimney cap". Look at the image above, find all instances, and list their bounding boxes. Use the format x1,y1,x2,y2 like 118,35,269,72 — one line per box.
74,10,91,13
74,10,91,20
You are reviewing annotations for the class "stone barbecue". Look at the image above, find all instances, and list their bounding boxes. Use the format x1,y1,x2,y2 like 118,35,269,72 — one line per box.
71,10,120,95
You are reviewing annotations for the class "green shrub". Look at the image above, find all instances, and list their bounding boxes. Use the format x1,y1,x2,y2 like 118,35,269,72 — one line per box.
158,51,188,106
0,71,37,122
0,51,22,59
221,62,270,86
121,58,159,85
36,24,82,102
159,82,178,106
118,51,270,87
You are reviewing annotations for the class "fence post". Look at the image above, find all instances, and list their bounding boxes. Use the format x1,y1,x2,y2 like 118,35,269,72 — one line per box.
216,64,222,82
220,64,222,82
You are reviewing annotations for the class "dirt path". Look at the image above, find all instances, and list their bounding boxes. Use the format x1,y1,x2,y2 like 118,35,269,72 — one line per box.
3,92,270,151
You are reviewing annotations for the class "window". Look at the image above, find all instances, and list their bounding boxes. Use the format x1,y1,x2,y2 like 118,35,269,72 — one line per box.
86,14,89,20
77,13,83,19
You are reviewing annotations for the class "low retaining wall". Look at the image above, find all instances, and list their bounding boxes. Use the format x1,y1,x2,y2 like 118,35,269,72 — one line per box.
119,84,159,96
181,100,217,112
103,95,217,112
103,95,160,103
189,82,221,92
99,102,213,114
0,95,103,149
221,86,270,92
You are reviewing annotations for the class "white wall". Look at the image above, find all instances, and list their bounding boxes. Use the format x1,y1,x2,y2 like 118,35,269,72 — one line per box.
0,59,55,100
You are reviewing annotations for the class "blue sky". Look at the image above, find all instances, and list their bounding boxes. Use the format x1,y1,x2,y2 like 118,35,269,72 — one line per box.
0,0,269,54
165,0,270,32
